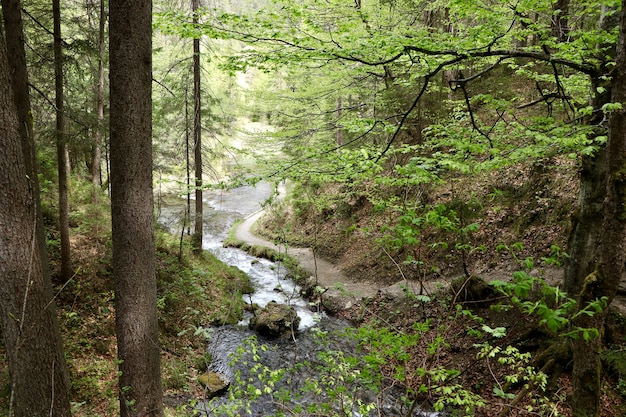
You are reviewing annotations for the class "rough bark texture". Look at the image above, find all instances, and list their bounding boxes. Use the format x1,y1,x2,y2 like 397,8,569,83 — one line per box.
0,15,72,417
1,0,34,174
563,77,610,298
54,0,72,282
0,0,51,281
109,0,164,415
570,4,626,416
192,0,203,253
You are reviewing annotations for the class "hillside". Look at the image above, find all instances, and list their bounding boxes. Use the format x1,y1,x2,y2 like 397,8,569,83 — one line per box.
254,159,626,416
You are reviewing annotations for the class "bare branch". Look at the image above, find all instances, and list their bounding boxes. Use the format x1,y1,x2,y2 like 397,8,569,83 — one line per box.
403,45,598,75
460,83,493,148
517,92,572,109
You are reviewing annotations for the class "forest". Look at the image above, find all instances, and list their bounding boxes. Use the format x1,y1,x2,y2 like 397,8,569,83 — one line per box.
0,0,626,416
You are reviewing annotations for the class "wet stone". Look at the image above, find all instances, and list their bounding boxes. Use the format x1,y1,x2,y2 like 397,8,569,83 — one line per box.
249,301,301,338
197,371,230,398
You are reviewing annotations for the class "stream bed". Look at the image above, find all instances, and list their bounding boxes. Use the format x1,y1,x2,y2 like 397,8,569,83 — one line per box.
157,183,440,417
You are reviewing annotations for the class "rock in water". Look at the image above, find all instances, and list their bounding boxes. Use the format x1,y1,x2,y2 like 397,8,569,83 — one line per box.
249,301,300,338
198,371,230,398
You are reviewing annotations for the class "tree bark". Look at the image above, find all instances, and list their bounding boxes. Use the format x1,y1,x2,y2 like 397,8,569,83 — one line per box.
0,11,72,417
192,0,203,254
109,0,164,415
569,4,626,416
185,85,191,236
53,0,72,282
563,76,610,298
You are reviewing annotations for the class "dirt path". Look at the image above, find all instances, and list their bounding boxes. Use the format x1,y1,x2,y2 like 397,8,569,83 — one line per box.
235,208,388,310
234,200,451,311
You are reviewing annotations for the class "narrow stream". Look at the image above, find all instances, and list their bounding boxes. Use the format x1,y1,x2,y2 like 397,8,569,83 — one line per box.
157,183,440,417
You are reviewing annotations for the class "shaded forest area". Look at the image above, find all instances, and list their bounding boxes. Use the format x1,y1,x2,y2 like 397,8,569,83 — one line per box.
1,0,626,416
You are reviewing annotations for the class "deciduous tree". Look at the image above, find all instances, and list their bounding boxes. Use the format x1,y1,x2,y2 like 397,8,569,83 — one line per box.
174,0,625,414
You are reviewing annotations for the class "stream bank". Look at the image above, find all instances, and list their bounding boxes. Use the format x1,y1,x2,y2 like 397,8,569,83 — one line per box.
229,184,449,315
158,183,443,417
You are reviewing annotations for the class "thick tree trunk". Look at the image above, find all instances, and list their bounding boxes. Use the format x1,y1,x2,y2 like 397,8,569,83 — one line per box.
569,4,626,416
92,0,106,205
192,0,203,253
53,0,72,282
0,13,72,417
563,77,610,298
109,0,164,415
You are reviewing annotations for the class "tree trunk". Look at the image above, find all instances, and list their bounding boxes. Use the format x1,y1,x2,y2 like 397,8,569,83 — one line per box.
185,85,191,236
563,77,610,298
109,0,164,415
336,96,344,146
0,11,72,417
92,0,106,205
1,0,53,277
192,0,203,254
551,0,570,42
53,0,72,282
569,4,626,416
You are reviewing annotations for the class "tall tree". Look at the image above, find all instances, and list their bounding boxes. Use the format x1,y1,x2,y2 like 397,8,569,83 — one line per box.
0,4,73,416
53,0,72,281
192,0,203,253
92,0,107,204
109,0,164,415
570,6,626,416
563,3,616,307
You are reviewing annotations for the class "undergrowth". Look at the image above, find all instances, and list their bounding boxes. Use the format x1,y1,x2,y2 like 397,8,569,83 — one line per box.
0,180,254,417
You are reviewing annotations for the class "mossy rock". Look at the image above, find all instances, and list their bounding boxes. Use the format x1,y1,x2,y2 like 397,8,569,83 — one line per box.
449,275,495,304
249,301,300,338
197,372,230,398
244,302,260,312
224,265,255,294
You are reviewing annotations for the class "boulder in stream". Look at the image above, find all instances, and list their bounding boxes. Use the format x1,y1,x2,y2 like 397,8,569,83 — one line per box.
249,301,300,338
197,371,230,398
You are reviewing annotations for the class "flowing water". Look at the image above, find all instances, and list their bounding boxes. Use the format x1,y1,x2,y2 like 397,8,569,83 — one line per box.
157,183,441,417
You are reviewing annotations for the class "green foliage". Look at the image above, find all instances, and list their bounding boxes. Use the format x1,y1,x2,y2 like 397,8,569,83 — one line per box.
376,197,484,281
203,333,375,417
489,246,607,339
601,347,626,398
474,342,560,414
196,323,491,416
348,319,487,415
155,231,251,331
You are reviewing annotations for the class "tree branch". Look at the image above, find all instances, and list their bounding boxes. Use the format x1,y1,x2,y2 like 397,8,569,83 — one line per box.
403,45,598,75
